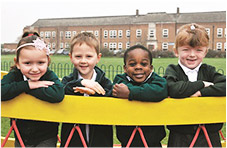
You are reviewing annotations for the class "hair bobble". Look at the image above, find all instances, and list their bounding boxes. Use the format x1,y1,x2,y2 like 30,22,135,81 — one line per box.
190,25,196,30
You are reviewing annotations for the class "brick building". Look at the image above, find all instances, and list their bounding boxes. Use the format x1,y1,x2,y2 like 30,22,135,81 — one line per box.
22,9,226,52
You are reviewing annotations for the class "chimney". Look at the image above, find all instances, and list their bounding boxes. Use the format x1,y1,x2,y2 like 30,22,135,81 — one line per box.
177,7,180,14
136,9,139,17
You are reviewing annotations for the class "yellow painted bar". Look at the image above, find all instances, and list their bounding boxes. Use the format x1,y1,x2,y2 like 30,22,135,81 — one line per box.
1,93,226,125
1,71,8,79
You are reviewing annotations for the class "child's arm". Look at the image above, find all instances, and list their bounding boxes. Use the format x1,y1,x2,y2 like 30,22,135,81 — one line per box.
62,74,84,95
113,73,168,102
81,79,105,95
112,83,129,99
26,70,64,103
1,71,30,101
199,67,226,96
164,65,204,98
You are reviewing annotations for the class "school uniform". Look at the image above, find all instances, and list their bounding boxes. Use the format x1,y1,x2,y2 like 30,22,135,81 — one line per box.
113,72,168,147
60,66,113,147
1,68,64,146
164,62,226,147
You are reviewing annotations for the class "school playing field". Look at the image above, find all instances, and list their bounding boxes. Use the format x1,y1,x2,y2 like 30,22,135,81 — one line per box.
1,55,226,145
1,55,226,76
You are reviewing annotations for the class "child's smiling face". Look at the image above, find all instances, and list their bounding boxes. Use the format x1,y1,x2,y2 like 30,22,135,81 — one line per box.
176,45,207,69
70,42,101,79
16,46,49,81
124,48,153,83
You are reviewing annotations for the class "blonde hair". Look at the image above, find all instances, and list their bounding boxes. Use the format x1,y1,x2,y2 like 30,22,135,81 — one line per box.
175,23,209,51
70,32,100,55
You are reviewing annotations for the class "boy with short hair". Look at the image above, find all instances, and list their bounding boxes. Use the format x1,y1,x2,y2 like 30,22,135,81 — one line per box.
112,44,168,147
164,23,226,147
60,32,113,147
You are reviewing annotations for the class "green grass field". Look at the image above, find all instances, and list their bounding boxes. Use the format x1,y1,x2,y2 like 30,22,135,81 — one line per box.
1,55,226,145
1,55,226,77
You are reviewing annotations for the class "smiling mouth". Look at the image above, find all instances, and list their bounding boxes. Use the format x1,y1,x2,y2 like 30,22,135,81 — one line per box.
133,74,144,78
29,73,41,76
187,59,196,61
80,66,88,69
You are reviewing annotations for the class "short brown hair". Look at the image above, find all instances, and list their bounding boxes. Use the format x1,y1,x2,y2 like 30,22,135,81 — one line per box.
70,32,100,55
175,23,209,51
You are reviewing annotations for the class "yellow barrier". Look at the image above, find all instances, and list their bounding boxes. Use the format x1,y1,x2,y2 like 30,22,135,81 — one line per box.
1,71,226,125
1,71,226,147
1,71,8,79
1,93,226,125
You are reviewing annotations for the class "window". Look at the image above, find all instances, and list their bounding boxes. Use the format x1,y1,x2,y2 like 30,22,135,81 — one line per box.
109,30,117,38
205,28,210,37
217,28,223,38
104,42,108,48
65,42,70,49
136,29,142,38
109,42,117,50
52,43,56,49
45,31,51,38
94,30,99,37
216,42,222,51
60,43,64,49
40,32,44,38
118,42,122,50
149,29,155,39
225,28,226,38
65,31,71,39
73,31,77,37
224,42,226,51
60,31,63,38
126,42,130,49
48,43,51,49
86,30,93,34
104,30,108,39
52,31,56,38
118,30,123,38
162,42,168,50
126,30,130,38
162,29,168,38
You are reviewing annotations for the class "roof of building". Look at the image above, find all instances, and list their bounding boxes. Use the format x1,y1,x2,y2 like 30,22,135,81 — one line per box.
177,11,226,23
30,11,226,27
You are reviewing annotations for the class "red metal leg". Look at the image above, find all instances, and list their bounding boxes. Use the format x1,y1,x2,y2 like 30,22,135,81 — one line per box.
75,125,87,148
189,125,213,148
126,127,137,148
219,130,226,140
201,125,213,148
64,126,76,148
189,126,201,148
11,120,25,147
137,127,148,148
1,125,14,148
64,125,87,148
126,126,148,148
57,135,61,143
1,119,25,148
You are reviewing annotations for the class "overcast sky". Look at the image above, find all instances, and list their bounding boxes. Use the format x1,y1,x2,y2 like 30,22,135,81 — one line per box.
0,0,226,43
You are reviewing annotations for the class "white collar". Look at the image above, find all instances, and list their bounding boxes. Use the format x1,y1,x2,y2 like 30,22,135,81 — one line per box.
78,69,97,81
178,60,201,74
126,72,153,83
23,75,29,81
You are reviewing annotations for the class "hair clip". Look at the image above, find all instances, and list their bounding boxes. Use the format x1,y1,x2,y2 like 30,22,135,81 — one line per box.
16,38,50,55
190,25,196,30
28,34,34,37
